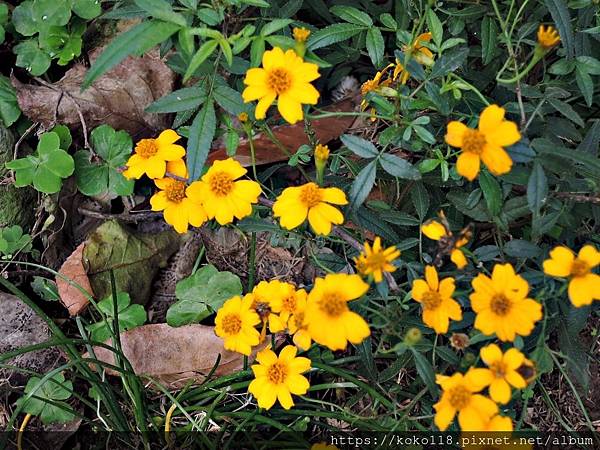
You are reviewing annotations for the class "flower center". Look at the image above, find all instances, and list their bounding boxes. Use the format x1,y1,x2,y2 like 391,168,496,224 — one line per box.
366,252,388,270
221,313,242,335
292,311,305,328
570,259,590,278
136,139,158,158
361,79,379,95
282,295,297,313
448,385,471,410
462,129,487,155
318,292,348,318
490,293,512,316
252,301,272,321
209,171,234,196
267,362,288,385
490,361,507,378
299,183,323,208
267,68,292,95
165,180,186,203
421,290,442,310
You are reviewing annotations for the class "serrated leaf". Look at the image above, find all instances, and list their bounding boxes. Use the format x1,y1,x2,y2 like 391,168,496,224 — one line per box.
575,67,593,107
429,47,469,79
183,39,219,82
527,162,548,214
411,349,438,397
146,86,207,113
307,23,364,51
479,170,502,216
340,134,378,158
426,9,443,47
504,239,541,258
187,99,216,181
411,182,429,220
213,83,246,115
544,0,574,58
480,16,497,65
379,154,421,180
366,27,384,67
83,21,180,89
349,160,377,211
134,0,187,26
260,18,293,36
330,5,372,26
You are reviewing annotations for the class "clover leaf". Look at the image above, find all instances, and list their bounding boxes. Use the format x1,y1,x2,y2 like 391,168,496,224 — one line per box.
0,75,21,127
85,292,147,343
0,225,33,256
0,3,8,45
5,131,74,194
13,39,52,76
167,265,243,327
74,125,134,197
16,372,76,425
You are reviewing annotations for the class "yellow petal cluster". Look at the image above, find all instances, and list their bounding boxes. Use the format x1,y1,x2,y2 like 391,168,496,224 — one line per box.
123,129,186,180
354,236,400,283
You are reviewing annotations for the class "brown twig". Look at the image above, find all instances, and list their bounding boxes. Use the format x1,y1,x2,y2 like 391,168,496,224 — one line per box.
78,207,161,223
553,192,600,204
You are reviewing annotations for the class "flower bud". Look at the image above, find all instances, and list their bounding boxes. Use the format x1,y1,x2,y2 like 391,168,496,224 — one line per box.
404,327,422,346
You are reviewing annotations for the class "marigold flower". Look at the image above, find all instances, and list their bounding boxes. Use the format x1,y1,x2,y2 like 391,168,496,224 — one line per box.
293,27,311,43
543,244,600,307
214,294,261,355
242,47,320,124
286,291,312,350
537,25,560,50
469,344,527,404
434,370,499,431
314,144,329,164
354,236,400,283
393,32,434,84
272,182,348,235
123,129,186,180
411,265,462,334
248,345,311,410
421,217,470,269
305,274,370,351
360,64,394,109
445,104,520,181
251,280,293,333
470,263,542,342
186,158,261,225
150,160,207,234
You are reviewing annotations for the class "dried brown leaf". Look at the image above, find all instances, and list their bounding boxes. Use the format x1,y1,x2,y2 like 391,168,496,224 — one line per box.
56,243,94,316
89,323,264,388
12,47,175,139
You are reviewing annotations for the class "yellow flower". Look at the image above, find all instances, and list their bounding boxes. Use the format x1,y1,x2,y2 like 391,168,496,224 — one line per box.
251,280,290,333
123,129,186,180
242,47,320,124
543,244,600,307
305,274,370,351
287,291,312,350
272,182,348,235
314,144,329,164
469,344,527,404
248,345,310,410
481,414,513,431
411,265,462,334
293,27,311,43
434,370,499,431
214,294,261,355
353,236,400,283
186,158,262,225
150,160,207,234
393,32,434,84
421,217,470,269
537,25,560,50
445,104,520,181
238,112,249,123
360,64,393,109
470,263,542,342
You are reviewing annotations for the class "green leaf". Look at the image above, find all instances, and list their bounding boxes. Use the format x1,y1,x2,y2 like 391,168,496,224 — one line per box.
479,170,502,216
12,1,38,36
31,276,60,302
86,292,147,342
429,47,469,79
31,0,71,29
576,56,600,75
379,13,397,30
411,182,429,220
379,154,421,180
260,18,293,36
213,83,246,115
480,16,497,65
187,99,216,181
527,162,548,214
74,125,134,197
0,75,21,127
557,304,591,391
547,98,584,127
365,27,384,67
504,239,541,258
411,349,438,397
134,0,187,26
577,119,600,154
330,5,372,26
544,0,574,58
72,0,103,19
307,23,364,51
183,39,219,82
0,225,32,255
146,86,207,113
575,66,594,107
13,40,52,76
51,124,72,150
533,138,600,182
426,9,443,47
349,160,377,211
447,190,491,222
16,372,75,425
340,134,378,158
83,21,181,89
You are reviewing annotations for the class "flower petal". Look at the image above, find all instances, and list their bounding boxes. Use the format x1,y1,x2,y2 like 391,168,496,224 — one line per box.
445,121,467,148
456,151,481,181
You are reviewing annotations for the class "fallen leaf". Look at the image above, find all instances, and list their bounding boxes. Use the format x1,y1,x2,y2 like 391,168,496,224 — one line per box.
56,243,94,316
11,47,175,139
89,323,264,388
83,220,180,305
209,96,359,166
